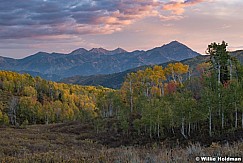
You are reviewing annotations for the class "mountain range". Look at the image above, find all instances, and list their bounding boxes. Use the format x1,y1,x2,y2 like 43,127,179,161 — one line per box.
0,41,200,81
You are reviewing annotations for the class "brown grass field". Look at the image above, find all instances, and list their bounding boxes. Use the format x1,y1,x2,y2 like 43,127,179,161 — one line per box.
0,122,242,163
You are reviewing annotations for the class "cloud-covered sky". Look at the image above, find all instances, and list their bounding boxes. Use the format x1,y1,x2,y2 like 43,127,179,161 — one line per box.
0,0,243,58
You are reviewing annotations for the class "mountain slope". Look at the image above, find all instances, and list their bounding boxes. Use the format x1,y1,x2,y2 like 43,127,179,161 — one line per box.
61,55,209,89
140,41,200,65
231,50,243,63
0,41,200,80
61,51,243,89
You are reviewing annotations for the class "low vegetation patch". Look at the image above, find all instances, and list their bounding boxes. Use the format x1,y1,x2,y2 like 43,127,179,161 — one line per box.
0,122,242,162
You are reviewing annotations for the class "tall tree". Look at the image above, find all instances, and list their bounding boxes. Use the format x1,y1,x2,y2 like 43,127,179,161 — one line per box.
206,41,231,84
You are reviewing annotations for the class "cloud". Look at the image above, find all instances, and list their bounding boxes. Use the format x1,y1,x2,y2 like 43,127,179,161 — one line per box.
163,0,206,15
0,0,205,39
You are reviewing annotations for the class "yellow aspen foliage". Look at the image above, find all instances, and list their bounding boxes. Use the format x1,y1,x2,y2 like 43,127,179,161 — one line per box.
23,86,37,97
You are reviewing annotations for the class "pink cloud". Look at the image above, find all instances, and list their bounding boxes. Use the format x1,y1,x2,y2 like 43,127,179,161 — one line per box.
163,0,206,15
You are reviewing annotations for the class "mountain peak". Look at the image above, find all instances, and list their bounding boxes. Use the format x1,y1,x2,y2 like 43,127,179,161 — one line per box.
110,48,127,54
89,48,110,54
27,51,50,58
159,40,197,51
70,48,88,55
35,51,49,55
167,40,184,46
144,40,200,63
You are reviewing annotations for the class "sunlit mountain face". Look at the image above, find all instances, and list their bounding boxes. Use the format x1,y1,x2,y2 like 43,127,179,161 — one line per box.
0,0,243,58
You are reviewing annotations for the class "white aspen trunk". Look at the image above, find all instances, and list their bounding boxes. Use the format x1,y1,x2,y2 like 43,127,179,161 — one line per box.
218,87,221,117
9,97,18,126
181,117,187,139
162,83,164,96
206,85,212,137
154,124,157,135
172,68,176,82
109,103,113,117
172,127,175,135
188,70,191,80
129,79,133,113
158,85,162,97
188,112,191,136
229,59,233,80
242,112,243,128
171,118,175,135
102,105,105,118
221,84,224,129
235,102,238,128
209,107,212,137
157,113,160,138
221,112,224,129
178,75,182,85
188,122,191,136
149,118,152,139
13,108,17,125
218,64,221,84
146,87,149,97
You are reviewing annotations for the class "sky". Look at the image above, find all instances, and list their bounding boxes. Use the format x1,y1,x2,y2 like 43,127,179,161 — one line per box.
0,0,243,58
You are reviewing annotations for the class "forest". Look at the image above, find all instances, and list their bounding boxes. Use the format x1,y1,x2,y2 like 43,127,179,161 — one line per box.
0,71,111,126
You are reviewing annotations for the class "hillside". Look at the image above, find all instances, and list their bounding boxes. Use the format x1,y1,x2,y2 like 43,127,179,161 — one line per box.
61,55,210,89
231,50,243,62
61,51,243,89
0,41,200,80
0,71,111,126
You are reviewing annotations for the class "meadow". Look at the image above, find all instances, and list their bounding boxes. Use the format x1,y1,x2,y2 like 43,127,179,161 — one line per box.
0,122,242,163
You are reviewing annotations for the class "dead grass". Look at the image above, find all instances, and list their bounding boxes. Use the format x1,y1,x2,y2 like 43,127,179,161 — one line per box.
0,123,242,162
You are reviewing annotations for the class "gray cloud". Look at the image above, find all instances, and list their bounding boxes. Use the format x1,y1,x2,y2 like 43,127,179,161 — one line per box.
0,0,205,39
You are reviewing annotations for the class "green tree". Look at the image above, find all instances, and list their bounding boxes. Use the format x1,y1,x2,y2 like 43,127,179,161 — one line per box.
206,41,231,84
